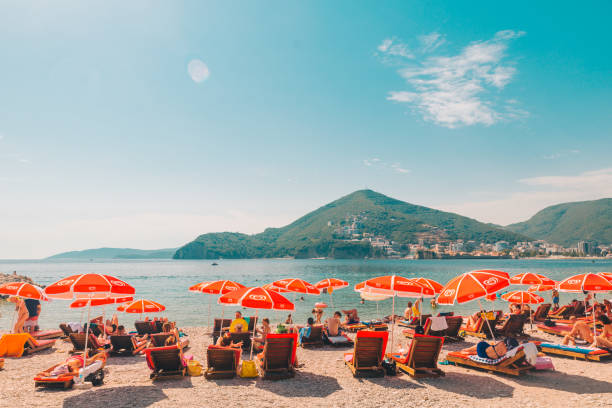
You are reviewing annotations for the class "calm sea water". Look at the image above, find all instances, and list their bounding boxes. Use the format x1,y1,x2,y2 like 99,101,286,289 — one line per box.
1,259,611,330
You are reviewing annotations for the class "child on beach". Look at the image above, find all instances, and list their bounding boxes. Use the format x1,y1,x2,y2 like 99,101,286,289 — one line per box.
552,289,560,311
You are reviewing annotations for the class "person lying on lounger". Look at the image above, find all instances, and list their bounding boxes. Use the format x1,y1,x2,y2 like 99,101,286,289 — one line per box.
563,304,606,345
342,309,359,325
37,352,106,378
591,315,612,350
216,331,242,348
462,338,519,360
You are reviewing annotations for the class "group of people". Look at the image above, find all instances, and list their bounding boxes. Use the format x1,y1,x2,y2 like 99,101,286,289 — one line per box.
562,302,612,349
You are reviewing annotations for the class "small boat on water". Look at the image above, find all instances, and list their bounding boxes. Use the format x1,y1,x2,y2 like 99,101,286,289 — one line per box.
211,262,218,266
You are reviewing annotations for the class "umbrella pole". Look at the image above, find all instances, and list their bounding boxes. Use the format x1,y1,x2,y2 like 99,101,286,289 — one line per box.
102,305,106,340
391,295,395,354
207,298,211,334
592,293,597,344
478,299,495,342
81,296,92,382
249,309,258,360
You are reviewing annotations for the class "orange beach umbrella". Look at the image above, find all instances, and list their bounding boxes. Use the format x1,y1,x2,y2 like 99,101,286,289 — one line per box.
219,286,294,359
70,296,133,308
0,282,49,301
510,272,556,286
189,280,246,331
262,283,291,293
412,277,444,295
501,291,544,304
528,284,556,292
315,278,348,308
272,278,321,295
117,299,165,321
597,272,612,283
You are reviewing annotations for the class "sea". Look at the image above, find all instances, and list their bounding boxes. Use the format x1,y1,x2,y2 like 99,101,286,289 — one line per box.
1,258,611,330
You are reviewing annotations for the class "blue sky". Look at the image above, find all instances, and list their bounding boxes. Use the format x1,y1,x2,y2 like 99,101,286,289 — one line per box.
1,1,611,258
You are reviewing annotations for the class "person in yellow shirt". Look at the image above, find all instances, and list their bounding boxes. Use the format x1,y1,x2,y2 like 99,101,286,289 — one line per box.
412,299,421,318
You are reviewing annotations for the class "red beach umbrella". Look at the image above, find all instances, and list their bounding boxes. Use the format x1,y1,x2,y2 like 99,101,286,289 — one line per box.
45,274,134,300
262,283,291,293
314,278,348,308
219,286,294,359
598,272,612,283
70,296,133,308
437,270,510,340
558,273,612,340
117,299,165,320
0,282,49,301
412,277,444,295
501,291,544,304
272,278,321,295
189,280,246,332
528,284,556,292
510,272,556,286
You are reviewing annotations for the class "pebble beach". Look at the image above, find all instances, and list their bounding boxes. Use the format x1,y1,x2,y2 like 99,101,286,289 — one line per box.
1,325,610,408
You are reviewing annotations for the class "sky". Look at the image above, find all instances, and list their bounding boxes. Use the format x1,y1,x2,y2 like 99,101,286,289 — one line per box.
0,1,611,258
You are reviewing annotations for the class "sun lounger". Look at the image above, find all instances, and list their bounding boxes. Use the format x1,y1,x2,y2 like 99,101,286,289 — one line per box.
461,311,502,339
539,342,611,362
150,333,190,349
34,358,106,389
446,346,533,376
145,345,186,380
0,333,56,358
344,321,388,332
205,345,240,379
495,314,527,338
533,304,551,323
325,332,353,347
230,332,251,350
68,333,107,354
443,316,464,342
344,330,388,378
536,323,572,337
29,329,63,340
135,321,156,336
301,325,324,347
258,333,298,380
403,318,433,338
212,318,232,343
548,305,574,319
389,334,445,378
59,323,74,337
398,315,432,328
109,335,137,356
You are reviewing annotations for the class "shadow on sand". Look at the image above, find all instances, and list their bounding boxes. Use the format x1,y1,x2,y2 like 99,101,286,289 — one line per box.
425,372,515,399
255,371,342,397
62,386,167,408
513,370,612,394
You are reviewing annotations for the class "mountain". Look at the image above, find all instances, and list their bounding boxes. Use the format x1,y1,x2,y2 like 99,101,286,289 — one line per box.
505,198,612,246
47,247,176,260
174,189,528,259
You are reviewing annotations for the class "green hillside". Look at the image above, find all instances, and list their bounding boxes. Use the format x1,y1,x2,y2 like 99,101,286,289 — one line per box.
173,190,528,259
47,247,176,260
505,198,612,246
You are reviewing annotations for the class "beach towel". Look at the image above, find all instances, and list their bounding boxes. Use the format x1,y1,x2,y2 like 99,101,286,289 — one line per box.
0,333,31,358
540,343,609,355
298,327,311,344
469,345,527,365
430,316,448,332
68,322,83,333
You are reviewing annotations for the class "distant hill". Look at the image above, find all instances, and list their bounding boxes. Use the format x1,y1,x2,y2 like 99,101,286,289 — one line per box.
505,198,612,246
174,189,528,259
47,247,176,260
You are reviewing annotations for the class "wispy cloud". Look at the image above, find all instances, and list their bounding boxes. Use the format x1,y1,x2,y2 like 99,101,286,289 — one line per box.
376,38,413,59
439,167,612,225
382,30,526,128
542,149,580,160
187,59,210,83
363,158,410,174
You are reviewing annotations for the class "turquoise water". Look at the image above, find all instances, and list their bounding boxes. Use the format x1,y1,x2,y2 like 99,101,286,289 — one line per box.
1,259,611,330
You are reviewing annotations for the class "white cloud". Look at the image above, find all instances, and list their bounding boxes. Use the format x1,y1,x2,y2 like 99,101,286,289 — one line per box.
376,38,413,59
419,32,445,52
383,30,526,128
363,158,381,167
439,167,612,225
543,149,580,160
391,163,410,174
187,59,210,83
363,158,410,175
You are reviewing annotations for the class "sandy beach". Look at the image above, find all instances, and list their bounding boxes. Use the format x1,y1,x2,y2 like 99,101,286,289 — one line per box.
1,325,610,408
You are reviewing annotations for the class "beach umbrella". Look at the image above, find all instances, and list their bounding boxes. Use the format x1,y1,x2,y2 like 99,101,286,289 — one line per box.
189,280,246,332
117,298,166,321
437,270,510,341
501,290,544,328
219,286,294,359
557,273,612,340
510,272,556,286
262,283,290,293
0,282,49,333
412,277,444,323
272,278,321,295
356,288,391,321
45,274,135,382
315,278,348,308
363,275,434,354
528,284,557,292
598,272,612,283
314,302,328,309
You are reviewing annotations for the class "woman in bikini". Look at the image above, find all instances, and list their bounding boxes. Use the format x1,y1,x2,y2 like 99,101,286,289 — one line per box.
591,315,612,349
37,352,106,378
462,337,519,360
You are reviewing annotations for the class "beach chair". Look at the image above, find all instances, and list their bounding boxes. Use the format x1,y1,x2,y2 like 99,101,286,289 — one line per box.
0,333,56,358
548,305,574,319
344,331,388,378
571,303,586,317
462,311,501,339
29,329,63,340
212,318,232,343
230,332,251,350
259,333,298,380
34,356,106,389
539,342,611,362
68,333,106,354
145,345,186,380
59,323,74,338
150,333,172,347
443,316,464,342
446,346,533,376
403,318,433,338
325,332,354,347
398,314,432,328
109,335,136,356
135,321,156,336
389,334,445,378
495,315,527,338
532,304,551,323
204,346,240,379
301,325,324,347
536,323,571,337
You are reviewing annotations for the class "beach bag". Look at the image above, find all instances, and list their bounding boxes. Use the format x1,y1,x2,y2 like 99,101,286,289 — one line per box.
414,325,425,335
187,360,202,376
382,358,396,376
239,360,258,378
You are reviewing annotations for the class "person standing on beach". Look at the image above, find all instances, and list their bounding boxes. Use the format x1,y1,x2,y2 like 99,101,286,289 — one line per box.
552,289,560,311
24,298,41,332
9,297,28,333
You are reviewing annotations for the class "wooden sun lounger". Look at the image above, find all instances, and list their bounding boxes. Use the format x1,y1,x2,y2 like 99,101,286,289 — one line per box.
446,347,532,376
461,311,502,339
532,304,551,323
344,330,388,378
230,332,251,350
259,333,298,380
301,325,324,347
34,358,106,389
68,333,106,354
212,318,232,343
59,323,74,338
548,305,574,320
145,345,186,380
536,323,572,337
495,315,527,338
150,333,190,349
205,346,240,379
389,334,445,378
135,321,156,336
539,343,612,362
110,335,136,356
398,315,432,328
444,316,464,342
30,329,63,340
